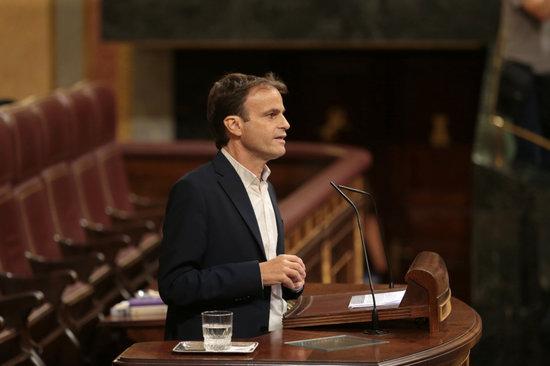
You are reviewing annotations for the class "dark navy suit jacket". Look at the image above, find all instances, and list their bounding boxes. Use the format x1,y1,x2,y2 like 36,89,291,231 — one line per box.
158,151,302,340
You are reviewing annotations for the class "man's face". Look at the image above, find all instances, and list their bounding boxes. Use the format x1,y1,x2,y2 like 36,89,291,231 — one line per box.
240,86,290,163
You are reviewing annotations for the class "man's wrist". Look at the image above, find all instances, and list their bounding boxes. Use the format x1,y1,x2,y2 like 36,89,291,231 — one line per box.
287,285,304,293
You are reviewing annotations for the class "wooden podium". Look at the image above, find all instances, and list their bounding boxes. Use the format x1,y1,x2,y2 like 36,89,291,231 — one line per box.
113,299,481,365
111,251,482,365
284,251,452,332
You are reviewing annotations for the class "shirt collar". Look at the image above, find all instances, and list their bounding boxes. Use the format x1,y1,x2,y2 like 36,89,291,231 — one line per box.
221,148,271,188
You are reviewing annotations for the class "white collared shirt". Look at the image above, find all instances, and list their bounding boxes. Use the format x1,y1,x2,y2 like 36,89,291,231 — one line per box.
221,148,287,331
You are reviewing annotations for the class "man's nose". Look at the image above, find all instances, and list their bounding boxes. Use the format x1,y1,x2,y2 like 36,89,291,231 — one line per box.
282,116,290,130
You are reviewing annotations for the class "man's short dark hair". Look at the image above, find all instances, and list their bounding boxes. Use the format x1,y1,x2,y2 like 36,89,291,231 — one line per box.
206,72,287,149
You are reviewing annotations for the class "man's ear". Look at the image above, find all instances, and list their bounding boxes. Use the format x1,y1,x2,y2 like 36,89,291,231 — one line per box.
223,116,243,137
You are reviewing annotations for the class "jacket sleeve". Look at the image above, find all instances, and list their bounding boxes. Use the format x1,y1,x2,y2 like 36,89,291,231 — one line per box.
283,285,304,301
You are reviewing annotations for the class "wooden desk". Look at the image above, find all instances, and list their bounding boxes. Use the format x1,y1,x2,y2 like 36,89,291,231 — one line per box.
101,313,165,343
112,296,481,365
100,283,374,342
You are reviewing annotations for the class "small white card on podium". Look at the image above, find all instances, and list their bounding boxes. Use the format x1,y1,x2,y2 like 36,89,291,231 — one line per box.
348,290,406,308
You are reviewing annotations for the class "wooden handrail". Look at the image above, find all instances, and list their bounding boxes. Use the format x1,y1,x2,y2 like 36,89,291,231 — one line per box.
121,140,373,283
278,143,371,232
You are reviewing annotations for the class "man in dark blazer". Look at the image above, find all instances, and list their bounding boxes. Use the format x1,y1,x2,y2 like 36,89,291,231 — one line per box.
159,72,306,340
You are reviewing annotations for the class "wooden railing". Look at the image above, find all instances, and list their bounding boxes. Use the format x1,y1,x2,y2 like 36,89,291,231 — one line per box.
122,140,372,284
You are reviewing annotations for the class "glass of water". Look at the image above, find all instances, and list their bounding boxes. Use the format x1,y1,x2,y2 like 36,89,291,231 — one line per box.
201,310,233,351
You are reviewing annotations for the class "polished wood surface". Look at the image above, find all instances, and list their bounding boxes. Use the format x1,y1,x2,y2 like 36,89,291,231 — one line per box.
111,284,482,365
113,298,480,365
100,283,373,342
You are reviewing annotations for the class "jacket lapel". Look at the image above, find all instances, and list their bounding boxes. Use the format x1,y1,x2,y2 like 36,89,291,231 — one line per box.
213,152,267,260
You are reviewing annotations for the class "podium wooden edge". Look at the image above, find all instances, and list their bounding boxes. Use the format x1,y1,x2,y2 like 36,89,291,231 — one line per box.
283,251,452,333
401,251,452,332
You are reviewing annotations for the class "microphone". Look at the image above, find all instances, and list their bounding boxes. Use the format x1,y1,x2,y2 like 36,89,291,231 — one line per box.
330,182,387,335
337,184,394,289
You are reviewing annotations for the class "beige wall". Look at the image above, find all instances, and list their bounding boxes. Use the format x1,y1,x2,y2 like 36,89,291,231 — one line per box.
0,0,88,98
0,0,55,100
131,49,174,141
55,0,84,88
0,0,172,141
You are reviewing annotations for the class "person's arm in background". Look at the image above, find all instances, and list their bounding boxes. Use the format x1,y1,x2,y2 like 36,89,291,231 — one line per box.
522,0,550,20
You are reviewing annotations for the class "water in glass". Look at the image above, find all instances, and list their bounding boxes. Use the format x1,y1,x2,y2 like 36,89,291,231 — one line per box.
202,323,233,351
201,310,233,351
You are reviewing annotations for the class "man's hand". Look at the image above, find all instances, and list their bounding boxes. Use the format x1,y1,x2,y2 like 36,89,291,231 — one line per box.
259,254,306,290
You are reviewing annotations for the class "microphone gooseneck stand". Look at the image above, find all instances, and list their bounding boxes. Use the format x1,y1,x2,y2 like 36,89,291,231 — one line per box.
330,182,388,335
337,184,394,289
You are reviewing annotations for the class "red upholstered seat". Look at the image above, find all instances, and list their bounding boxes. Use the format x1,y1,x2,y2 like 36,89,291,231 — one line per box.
64,83,103,156
30,92,78,164
24,96,141,301
0,110,15,185
31,93,94,242
72,82,166,227
0,109,87,365
42,152,149,298
0,291,46,366
85,81,137,213
69,147,156,292
84,81,116,145
86,81,165,266
4,103,110,348
8,105,45,184
63,84,161,281
34,92,152,295
0,111,32,275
